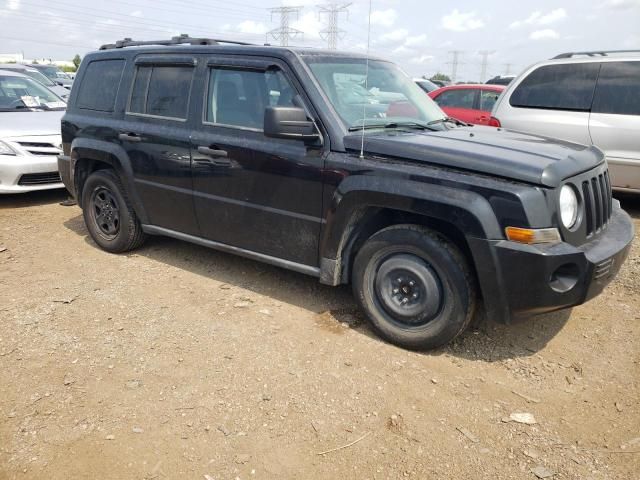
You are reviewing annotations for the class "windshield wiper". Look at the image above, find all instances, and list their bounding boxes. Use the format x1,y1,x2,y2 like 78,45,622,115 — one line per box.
348,121,438,132
427,117,471,127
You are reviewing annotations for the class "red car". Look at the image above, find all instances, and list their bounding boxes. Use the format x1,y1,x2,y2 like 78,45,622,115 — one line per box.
428,84,506,126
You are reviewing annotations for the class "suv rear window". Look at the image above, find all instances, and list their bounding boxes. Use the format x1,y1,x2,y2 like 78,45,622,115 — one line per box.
128,65,194,120
592,61,640,116
510,63,600,111
76,59,125,112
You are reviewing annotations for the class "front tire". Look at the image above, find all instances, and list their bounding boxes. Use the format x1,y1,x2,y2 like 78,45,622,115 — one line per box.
352,225,476,350
81,169,146,253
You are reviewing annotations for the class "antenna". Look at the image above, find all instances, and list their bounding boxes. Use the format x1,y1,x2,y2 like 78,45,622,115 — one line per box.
359,0,372,159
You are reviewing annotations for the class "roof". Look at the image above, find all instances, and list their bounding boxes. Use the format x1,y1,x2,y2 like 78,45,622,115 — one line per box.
0,69,28,77
433,83,506,90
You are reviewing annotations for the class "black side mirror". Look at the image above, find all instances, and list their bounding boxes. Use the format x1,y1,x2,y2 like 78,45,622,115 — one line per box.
264,106,320,142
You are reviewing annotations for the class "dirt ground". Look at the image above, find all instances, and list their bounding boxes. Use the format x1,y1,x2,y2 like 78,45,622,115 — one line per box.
0,190,638,480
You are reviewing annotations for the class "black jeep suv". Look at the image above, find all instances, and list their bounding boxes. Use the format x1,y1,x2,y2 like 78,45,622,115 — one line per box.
58,36,634,350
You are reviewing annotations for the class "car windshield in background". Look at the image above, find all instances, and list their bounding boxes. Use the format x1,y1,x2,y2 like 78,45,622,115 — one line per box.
0,75,65,111
39,66,68,80
304,58,445,130
22,69,57,87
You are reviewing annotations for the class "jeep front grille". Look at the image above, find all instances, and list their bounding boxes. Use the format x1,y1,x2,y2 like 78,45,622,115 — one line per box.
581,169,613,238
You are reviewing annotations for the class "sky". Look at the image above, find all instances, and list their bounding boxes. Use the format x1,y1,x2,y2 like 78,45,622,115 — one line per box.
0,0,639,80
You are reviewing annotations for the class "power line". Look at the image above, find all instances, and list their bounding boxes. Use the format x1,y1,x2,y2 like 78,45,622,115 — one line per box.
267,6,303,47
447,50,464,83
318,3,351,50
478,50,495,83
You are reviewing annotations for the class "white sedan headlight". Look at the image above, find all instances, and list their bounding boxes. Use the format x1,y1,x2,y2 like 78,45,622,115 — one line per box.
0,140,16,156
559,184,579,229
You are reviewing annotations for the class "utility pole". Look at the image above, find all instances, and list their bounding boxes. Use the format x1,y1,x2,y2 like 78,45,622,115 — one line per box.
503,62,513,76
318,2,351,50
447,50,464,83
267,6,304,46
478,50,495,83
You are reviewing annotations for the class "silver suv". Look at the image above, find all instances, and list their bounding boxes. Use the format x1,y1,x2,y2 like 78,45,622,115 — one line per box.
491,51,640,193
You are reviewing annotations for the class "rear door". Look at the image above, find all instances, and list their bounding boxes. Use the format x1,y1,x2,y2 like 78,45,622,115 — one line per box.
189,56,326,267
477,88,502,125
431,88,479,123
500,63,600,144
589,60,640,190
119,56,199,235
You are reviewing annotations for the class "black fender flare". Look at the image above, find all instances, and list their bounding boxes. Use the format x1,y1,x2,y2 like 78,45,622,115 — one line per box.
70,138,149,224
319,176,502,281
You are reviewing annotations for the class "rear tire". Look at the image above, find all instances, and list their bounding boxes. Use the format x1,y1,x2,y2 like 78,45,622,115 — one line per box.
352,225,476,350
81,169,146,253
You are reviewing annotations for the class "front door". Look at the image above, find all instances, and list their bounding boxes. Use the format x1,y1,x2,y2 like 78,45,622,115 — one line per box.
588,61,640,190
190,57,325,267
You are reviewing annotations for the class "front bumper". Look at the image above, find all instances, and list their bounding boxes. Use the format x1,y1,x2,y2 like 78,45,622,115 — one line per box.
0,153,63,194
470,202,634,322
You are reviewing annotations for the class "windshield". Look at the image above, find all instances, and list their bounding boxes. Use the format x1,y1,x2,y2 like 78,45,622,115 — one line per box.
0,75,65,111
22,69,57,87
304,57,445,130
39,66,67,80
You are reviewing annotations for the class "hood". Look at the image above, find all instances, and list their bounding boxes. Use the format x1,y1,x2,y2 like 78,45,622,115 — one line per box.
0,110,65,139
344,126,604,187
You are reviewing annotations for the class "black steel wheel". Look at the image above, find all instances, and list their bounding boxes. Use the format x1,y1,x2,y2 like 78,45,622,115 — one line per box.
81,169,146,253
352,225,476,350
89,186,120,239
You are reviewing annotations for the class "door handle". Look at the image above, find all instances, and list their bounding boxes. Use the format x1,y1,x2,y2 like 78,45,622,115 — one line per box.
197,146,228,158
119,133,142,142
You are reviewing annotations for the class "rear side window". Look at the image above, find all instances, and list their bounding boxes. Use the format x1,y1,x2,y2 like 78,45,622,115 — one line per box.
592,61,640,116
128,65,194,120
76,59,125,112
479,90,501,111
510,63,600,111
434,89,476,109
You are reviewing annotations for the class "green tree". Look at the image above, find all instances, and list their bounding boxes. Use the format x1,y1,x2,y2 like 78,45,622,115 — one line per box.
72,54,82,69
430,72,451,82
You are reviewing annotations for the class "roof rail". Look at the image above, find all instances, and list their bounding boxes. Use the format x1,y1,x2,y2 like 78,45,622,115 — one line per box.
99,34,255,50
552,50,640,59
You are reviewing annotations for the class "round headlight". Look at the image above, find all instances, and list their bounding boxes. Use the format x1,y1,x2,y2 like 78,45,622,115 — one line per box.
559,185,578,229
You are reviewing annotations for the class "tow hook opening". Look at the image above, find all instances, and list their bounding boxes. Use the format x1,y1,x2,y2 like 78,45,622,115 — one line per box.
549,263,580,293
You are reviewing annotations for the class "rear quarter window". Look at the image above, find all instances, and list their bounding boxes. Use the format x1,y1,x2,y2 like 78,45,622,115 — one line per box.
509,63,600,111
592,61,640,116
76,59,125,112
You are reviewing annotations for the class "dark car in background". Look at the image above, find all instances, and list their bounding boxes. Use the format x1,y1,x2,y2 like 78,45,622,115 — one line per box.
486,75,515,86
28,64,73,89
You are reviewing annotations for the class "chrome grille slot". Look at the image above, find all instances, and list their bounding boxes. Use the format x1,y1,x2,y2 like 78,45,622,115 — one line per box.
581,168,613,238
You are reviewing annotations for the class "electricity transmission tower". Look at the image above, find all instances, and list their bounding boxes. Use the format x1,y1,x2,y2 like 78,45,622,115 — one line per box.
447,50,464,83
267,6,303,46
503,63,513,76
318,3,351,50
478,50,495,83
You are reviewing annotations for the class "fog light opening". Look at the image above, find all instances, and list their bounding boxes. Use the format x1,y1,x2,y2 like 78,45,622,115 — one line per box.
549,263,580,293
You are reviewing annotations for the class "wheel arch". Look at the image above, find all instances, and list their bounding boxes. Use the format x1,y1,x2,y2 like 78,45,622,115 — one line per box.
71,138,149,224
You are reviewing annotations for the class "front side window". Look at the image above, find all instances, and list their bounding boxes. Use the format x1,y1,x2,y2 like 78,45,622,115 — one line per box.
435,89,476,109
304,57,444,130
592,61,640,116
76,59,125,112
128,65,193,120
205,67,297,130
510,63,600,111
0,74,65,111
